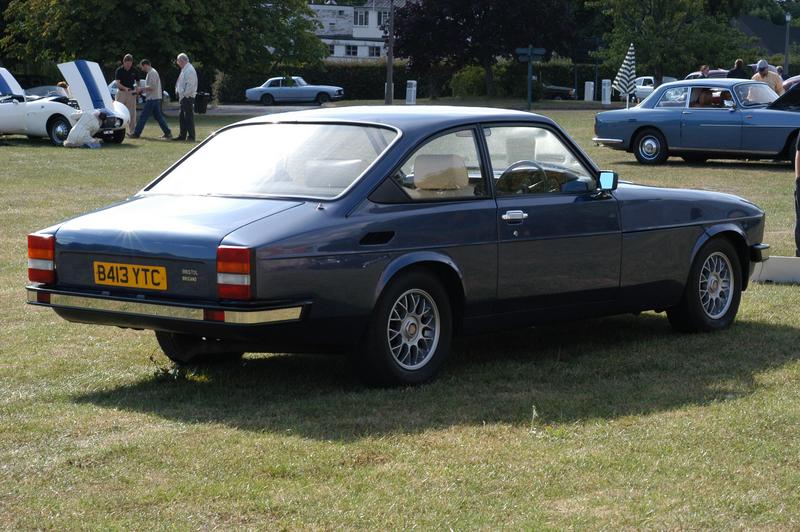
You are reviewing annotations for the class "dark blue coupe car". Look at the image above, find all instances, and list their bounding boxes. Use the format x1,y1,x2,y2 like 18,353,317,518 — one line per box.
594,78,800,164
26,106,769,385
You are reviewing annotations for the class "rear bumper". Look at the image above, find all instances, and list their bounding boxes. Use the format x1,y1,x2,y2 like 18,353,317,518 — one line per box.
592,137,625,148
25,285,365,350
27,286,303,325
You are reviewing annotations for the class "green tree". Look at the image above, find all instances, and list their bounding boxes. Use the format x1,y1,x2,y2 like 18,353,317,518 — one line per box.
593,0,756,83
394,0,574,97
0,0,325,75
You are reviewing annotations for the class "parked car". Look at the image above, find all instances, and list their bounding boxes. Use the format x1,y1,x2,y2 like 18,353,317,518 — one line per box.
542,84,576,100
1,62,129,145
594,78,800,164
24,85,70,99
26,106,768,385
684,69,729,79
108,80,170,109
245,76,344,105
633,76,677,101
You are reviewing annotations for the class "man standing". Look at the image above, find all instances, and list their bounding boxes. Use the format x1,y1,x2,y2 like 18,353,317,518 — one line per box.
699,65,710,78
130,59,172,139
751,59,784,95
174,53,197,142
114,54,137,136
726,59,749,79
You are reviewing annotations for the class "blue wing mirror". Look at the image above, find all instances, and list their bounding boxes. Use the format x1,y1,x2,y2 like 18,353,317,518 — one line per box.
598,170,618,192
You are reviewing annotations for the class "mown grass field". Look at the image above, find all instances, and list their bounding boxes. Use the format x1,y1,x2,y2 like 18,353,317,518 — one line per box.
1,110,799,529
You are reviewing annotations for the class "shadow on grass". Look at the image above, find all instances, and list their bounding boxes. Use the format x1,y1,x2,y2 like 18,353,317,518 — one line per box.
74,313,799,440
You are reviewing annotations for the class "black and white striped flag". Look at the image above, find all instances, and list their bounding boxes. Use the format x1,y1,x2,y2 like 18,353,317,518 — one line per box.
612,43,636,106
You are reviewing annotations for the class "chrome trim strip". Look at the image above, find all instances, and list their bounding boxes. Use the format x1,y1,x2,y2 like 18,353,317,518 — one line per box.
28,290,303,325
225,307,302,324
674,146,776,154
49,293,204,320
592,137,624,144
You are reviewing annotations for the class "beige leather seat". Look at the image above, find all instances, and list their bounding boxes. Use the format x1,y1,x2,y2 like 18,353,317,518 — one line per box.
412,154,469,198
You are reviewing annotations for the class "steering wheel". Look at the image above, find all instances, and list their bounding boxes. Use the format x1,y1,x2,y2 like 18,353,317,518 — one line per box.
496,159,555,194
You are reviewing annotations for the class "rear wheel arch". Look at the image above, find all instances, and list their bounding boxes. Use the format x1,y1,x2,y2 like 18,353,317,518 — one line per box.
375,257,465,331
628,125,661,151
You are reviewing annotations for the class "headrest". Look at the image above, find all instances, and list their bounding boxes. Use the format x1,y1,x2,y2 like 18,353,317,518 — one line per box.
699,91,712,105
413,154,468,190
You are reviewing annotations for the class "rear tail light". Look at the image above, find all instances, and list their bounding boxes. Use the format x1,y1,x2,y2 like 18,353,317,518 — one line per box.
28,233,56,284
217,245,252,300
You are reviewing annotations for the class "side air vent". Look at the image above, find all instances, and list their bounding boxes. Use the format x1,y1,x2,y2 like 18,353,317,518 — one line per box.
359,231,395,246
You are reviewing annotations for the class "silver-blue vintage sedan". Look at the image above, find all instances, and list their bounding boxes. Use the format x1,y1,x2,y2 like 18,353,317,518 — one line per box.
245,76,344,105
594,78,800,164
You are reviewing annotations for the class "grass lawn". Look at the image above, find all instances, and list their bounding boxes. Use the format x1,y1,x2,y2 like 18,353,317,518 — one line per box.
1,111,799,529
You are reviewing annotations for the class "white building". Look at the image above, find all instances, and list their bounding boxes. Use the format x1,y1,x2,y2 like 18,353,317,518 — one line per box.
309,1,404,61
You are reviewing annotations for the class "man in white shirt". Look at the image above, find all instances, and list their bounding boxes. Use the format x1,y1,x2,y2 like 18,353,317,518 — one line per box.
174,52,198,141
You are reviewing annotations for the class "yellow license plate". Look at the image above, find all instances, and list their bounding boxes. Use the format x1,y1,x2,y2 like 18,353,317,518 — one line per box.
93,261,168,290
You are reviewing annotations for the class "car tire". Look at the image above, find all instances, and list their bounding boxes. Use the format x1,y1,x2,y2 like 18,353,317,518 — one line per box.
108,130,126,144
260,94,274,106
155,331,244,366
681,155,707,164
316,92,330,105
357,271,453,386
633,128,668,164
667,238,742,333
47,115,71,146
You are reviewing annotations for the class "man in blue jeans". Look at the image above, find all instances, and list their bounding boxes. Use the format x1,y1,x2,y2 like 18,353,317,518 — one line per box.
130,59,172,139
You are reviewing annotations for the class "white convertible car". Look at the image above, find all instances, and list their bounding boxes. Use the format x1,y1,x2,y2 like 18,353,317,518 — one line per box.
0,61,129,145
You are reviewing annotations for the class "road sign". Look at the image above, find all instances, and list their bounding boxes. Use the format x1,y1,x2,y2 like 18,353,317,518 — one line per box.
516,47,546,56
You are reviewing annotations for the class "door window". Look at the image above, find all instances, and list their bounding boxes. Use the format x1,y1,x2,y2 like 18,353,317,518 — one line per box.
656,87,688,108
484,126,594,196
391,129,488,200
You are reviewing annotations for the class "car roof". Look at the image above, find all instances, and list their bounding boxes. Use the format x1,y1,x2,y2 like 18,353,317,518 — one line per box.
237,106,551,134
663,78,758,88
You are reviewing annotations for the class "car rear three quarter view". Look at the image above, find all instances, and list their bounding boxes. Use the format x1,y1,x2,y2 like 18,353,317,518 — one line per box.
26,106,770,386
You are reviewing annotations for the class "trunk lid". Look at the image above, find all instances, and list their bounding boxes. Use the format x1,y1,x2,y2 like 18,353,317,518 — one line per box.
53,194,301,299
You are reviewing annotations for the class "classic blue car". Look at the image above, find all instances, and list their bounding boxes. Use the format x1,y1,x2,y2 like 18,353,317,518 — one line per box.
594,78,800,164
26,106,769,385
244,76,344,105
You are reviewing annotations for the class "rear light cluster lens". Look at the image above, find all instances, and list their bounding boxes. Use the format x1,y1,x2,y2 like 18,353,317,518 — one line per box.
217,245,252,300
28,234,56,284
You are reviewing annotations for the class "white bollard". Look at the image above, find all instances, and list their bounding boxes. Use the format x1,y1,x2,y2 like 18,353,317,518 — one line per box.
584,81,594,101
405,80,417,105
601,79,612,105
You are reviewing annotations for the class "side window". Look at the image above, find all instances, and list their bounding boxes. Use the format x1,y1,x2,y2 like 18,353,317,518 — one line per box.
391,129,487,200
657,87,688,107
484,126,595,196
690,87,733,109
267,79,279,87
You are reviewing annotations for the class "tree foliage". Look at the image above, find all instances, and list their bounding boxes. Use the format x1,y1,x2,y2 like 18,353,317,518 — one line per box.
0,0,325,75
394,0,574,96
592,0,756,83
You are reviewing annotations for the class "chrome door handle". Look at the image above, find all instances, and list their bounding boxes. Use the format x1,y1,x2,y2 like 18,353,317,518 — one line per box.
501,210,528,222
682,111,691,114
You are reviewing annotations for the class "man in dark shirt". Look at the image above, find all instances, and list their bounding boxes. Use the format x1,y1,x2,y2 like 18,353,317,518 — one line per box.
726,58,750,79
114,53,137,136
